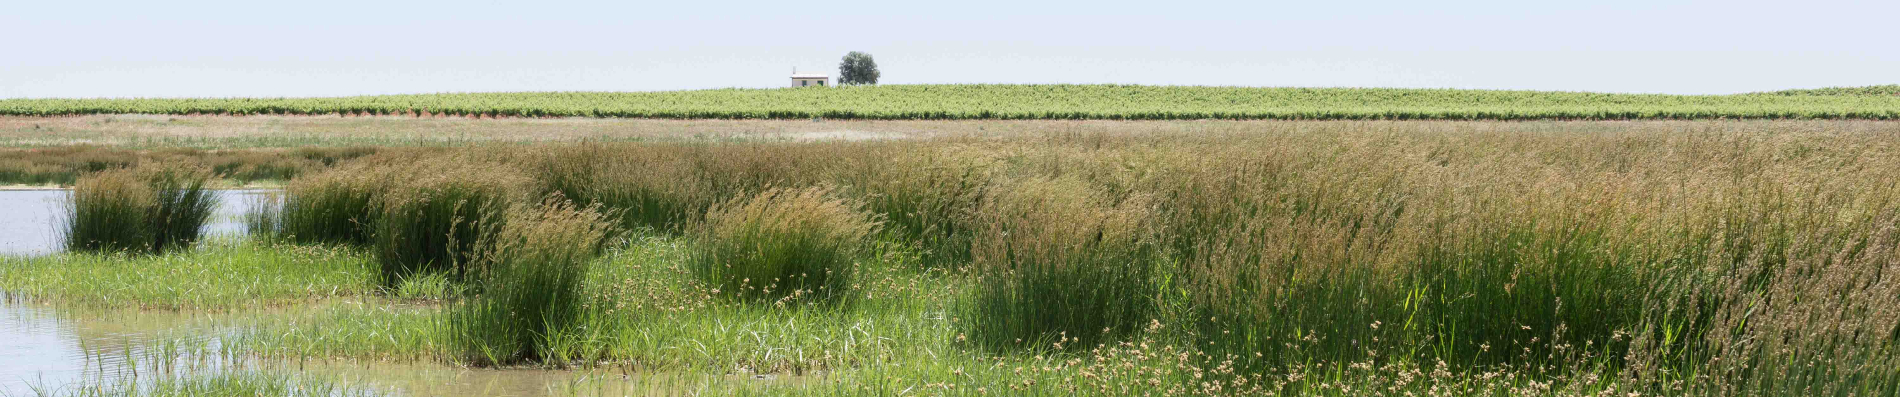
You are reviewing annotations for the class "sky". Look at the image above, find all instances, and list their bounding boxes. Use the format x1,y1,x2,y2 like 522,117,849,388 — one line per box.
2,0,1895,98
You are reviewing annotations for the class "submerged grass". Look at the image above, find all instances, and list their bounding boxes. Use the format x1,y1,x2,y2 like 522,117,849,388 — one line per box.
17,373,384,397
236,231,966,371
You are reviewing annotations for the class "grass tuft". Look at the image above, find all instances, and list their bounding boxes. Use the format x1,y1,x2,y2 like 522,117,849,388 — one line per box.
61,168,153,254
372,159,526,286
276,161,393,246
965,177,1160,351
687,186,879,304
526,144,715,232
454,199,615,365
60,164,218,254
831,147,990,268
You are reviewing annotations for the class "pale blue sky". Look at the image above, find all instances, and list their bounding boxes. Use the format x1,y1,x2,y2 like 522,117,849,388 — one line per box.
3,0,1893,98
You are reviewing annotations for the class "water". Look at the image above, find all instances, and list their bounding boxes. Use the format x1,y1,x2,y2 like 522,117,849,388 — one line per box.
0,298,721,396
0,300,229,395
0,189,272,256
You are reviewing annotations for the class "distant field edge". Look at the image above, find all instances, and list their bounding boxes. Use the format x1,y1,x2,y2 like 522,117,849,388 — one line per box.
3,84,1897,120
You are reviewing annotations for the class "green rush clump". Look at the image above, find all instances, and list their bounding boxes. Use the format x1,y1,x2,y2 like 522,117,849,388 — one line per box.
371,158,527,286
964,177,1160,352
62,163,218,254
454,200,615,365
687,186,879,305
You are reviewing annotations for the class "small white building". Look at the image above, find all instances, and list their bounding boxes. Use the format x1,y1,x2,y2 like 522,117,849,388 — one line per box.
791,71,829,87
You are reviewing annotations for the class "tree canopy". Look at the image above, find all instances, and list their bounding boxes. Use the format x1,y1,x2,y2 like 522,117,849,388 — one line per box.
838,52,880,85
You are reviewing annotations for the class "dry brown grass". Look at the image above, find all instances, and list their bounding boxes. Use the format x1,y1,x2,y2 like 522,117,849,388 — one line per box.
0,144,389,186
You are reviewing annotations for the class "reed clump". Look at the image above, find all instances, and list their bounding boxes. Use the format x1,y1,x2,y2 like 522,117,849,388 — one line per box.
0,145,388,186
455,200,616,365
692,144,836,201
526,145,715,232
965,177,1160,351
1634,188,1900,396
62,164,219,254
275,161,395,246
372,159,529,286
830,146,991,268
62,169,154,253
686,186,879,304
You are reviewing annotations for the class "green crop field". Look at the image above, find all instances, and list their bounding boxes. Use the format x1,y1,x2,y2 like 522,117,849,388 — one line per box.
1757,84,1900,96
3,84,1898,120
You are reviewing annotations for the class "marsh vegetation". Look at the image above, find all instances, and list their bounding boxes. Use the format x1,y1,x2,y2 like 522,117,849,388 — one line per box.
4,119,1899,396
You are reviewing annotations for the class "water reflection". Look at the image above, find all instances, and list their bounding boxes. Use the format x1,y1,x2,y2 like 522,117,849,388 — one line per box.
0,297,227,395
0,297,758,396
0,189,272,256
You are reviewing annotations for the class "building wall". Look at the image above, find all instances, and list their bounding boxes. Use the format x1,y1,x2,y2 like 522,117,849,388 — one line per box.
792,78,828,87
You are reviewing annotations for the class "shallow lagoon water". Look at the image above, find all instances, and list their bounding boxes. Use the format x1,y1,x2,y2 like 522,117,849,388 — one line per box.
0,299,229,395
0,189,272,256
0,297,723,396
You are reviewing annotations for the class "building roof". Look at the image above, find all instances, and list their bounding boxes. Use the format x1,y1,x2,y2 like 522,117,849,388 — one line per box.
790,73,829,79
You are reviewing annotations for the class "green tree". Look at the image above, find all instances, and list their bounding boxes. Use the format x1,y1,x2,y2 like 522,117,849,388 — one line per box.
838,52,880,85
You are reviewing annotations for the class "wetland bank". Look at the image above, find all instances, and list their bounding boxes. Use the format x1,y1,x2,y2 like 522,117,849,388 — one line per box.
2,117,1899,396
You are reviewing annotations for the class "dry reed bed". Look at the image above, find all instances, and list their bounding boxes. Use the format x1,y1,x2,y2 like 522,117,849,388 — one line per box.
6,85,1900,119
5,119,1894,184
0,145,387,185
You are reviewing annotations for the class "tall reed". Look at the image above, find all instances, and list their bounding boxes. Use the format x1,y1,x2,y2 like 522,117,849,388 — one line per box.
965,177,1159,351
276,162,394,246
687,186,879,304
527,144,715,232
1624,185,1900,396
63,169,155,253
692,144,835,202
372,159,527,286
143,164,219,253
455,200,615,365
1170,139,1687,372
830,146,991,267
62,164,218,254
